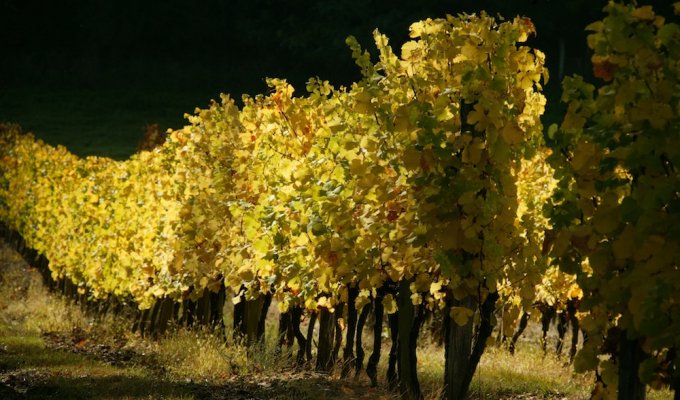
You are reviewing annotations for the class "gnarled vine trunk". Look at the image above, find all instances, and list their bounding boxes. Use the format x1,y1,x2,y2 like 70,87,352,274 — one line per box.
234,293,268,345
509,311,529,355
618,334,646,400
444,292,499,400
396,278,423,399
342,286,359,377
316,307,335,372
355,302,371,376
387,311,399,389
366,287,385,387
306,310,317,362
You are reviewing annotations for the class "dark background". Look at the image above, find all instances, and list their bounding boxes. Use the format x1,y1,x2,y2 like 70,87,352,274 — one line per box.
0,0,675,158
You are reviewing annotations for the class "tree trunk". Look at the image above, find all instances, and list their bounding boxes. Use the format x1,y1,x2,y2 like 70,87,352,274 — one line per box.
567,299,579,364
278,310,293,351
244,296,265,345
332,303,344,365
306,310,317,362
342,286,359,378
444,292,499,400
137,307,151,337
556,310,568,356
355,302,371,376
397,278,422,399
444,296,474,400
184,298,197,327
316,307,336,372
233,294,245,340
131,308,142,333
367,289,385,387
291,306,307,366
257,292,272,342
540,304,555,355
196,289,211,326
156,297,175,336
148,299,162,338
672,347,679,400
618,334,646,400
509,311,529,355
387,311,399,389
209,285,226,329
172,302,181,325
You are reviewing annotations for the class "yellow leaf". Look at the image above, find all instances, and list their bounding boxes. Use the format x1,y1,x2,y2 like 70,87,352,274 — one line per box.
293,165,313,184
462,138,485,165
277,301,290,313
585,21,604,32
401,41,419,60
353,90,374,114
356,290,371,309
467,104,490,132
630,6,655,21
501,123,523,145
520,284,534,301
402,148,421,171
237,266,254,281
199,276,210,288
330,237,344,251
294,234,309,246
450,306,474,326
383,294,397,314
288,276,301,292
567,285,584,300
305,298,317,309
349,159,368,176
409,21,424,38
317,296,333,310
429,280,443,296
253,238,269,254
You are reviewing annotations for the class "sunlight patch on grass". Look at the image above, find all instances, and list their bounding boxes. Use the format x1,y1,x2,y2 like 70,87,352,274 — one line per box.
153,328,243,381
475,345,589,397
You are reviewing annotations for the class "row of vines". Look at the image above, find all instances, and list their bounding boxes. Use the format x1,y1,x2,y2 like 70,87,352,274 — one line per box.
1,2,679,399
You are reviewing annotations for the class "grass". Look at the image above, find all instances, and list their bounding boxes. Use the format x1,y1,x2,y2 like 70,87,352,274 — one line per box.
0,241,393,399
0,241,675,399
0,245,196,400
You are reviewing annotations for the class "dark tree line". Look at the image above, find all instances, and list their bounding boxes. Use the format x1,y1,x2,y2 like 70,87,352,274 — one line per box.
0,1,614,91
0,0,676,117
